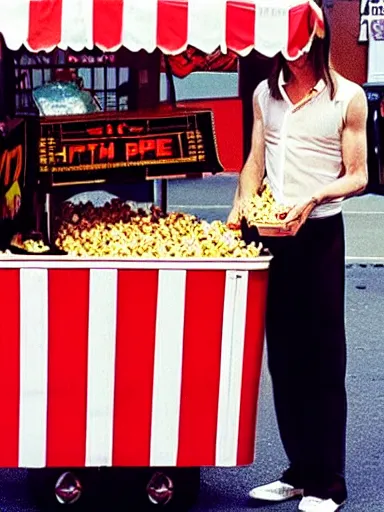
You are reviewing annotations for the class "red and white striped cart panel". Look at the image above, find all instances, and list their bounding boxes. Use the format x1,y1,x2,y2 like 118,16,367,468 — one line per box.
0,0,324,59
0,256,270,469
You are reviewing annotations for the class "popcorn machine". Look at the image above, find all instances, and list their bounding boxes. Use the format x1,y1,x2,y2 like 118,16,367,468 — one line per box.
0,1,325,510
32,108,222,245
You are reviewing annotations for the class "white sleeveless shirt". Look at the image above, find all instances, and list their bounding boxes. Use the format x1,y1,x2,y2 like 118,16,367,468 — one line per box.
255,73,362,218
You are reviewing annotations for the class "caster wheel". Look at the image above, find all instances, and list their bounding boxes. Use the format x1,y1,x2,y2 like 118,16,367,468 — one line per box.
99,467,200,511
27,468,99,510
160,467,200,510
141,467,201,510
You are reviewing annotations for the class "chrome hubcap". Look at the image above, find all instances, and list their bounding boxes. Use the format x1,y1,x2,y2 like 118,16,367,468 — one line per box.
146,472,174,506
55,471,82,505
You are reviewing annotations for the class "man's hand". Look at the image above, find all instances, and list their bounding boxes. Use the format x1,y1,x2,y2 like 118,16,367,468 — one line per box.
227,202,241,227
284,198,317,231
229,85,266,226
227,197,249,227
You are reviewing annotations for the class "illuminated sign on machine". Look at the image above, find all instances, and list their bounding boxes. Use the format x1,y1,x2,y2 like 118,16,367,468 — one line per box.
39,114,210,181
40,133,201,170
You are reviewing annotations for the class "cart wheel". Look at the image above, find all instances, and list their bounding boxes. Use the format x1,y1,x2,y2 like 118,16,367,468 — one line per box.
145,467,201,510
100,467,200,510
27,468,99,509
152,467,200,510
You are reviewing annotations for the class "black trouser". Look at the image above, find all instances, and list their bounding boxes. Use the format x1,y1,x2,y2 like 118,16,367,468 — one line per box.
263,213,347,501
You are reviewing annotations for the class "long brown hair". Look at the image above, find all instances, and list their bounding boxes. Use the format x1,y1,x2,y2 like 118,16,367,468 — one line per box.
268,1,335,100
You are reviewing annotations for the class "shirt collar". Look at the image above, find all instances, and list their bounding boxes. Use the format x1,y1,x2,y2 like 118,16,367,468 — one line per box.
278,70,326,103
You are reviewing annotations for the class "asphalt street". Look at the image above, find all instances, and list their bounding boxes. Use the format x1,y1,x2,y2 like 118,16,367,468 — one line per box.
0,175,383,512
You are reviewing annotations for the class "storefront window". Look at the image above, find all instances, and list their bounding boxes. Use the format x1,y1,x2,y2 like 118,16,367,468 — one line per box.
13,49,130,114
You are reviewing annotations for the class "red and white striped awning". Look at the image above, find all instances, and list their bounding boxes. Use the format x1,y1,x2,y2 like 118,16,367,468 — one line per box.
0,0,324,60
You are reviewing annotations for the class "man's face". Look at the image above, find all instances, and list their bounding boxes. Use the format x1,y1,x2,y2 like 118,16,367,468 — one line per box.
285,52,311,73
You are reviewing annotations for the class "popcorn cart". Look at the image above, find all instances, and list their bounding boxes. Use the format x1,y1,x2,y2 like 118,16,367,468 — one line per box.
0,1,324,509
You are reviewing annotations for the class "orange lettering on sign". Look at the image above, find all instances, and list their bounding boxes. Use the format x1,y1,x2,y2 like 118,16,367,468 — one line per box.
9,146,23,184
0,145,23,186
139,139,156,155
157,138,173,157
125,138,174,161
106,124,114,136
87,144,98,165
99,142,115,161
0,152,6,179
86,127,103,136
69,145,87,164
125,143,139,159
117,123,129,135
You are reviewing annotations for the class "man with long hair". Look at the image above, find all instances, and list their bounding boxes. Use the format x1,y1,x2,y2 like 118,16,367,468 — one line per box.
228,2,368,512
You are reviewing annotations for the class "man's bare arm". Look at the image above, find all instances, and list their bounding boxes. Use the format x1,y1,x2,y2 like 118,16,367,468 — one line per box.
238,92,265,199
228,90,265,223
313,88,368,204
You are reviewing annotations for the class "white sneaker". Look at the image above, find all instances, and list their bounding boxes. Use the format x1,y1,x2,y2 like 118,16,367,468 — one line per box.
249,480,304,502
298,496,345,511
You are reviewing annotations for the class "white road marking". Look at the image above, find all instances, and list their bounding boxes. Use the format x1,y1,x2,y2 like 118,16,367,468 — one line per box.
344,211,384,215
345,257,384,263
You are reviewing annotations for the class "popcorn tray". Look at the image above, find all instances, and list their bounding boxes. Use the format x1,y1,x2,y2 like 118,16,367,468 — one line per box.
254,222,299,237
231,217,300,242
